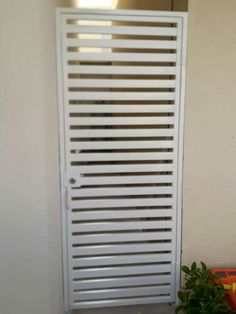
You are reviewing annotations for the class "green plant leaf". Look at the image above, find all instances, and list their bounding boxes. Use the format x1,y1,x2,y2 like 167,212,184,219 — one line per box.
175,304,185,313
191,262,197,272
200,261,207,272
177,262,231,314
181,265,191,274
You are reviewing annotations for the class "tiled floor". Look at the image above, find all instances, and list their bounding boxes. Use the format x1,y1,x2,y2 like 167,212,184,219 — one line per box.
75,303,176,314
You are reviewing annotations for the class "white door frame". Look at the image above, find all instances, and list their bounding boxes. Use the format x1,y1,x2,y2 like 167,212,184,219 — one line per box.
56,8,187,312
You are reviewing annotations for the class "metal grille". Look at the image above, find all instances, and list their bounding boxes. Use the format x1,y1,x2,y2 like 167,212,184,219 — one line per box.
56,8,187,310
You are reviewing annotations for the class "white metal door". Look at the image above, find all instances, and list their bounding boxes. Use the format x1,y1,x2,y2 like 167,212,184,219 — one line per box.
56,8,187,311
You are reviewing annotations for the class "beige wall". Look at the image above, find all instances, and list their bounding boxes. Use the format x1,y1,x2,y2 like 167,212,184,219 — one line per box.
183,0,236,266
0,0,66,314
1,0,236,314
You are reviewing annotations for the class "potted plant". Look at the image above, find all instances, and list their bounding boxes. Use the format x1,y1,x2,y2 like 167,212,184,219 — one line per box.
176,261,231,314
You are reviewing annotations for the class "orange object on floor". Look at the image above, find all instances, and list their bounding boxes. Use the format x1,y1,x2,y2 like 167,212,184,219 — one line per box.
211,268,236,311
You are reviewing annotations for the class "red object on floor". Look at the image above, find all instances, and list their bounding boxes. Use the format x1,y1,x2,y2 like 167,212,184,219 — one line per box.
225,292,236,311
211,268,236,311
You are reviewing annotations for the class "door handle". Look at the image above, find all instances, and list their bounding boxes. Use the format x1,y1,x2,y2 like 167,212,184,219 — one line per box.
69,178,76,184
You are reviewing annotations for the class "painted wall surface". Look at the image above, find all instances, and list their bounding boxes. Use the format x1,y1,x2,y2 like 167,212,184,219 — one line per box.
0,0,66,314
183,0,236,266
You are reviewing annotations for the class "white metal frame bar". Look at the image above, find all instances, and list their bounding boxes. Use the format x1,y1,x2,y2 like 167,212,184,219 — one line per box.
56,12,70,312
175,12,188,303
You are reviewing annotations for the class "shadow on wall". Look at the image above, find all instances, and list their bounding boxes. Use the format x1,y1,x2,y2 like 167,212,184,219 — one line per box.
117,0,188,11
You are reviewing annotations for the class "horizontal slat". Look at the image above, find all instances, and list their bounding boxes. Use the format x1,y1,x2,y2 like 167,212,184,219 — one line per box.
71,209,172,221
73,253,172,267
63,11,181,23
65,25,177,36
73,263,171,278
67,79,176,89
68,92,175,101
67,52,176,63
71,163,173,174
73,274,172,290
71,231,172,244
66,38,177,50
70,186,172,197
69,140,174,150
68,174,173,186
71,220,172,232
70,152,174,162
73,285,171,301
67,65,176,75
68,104,175,113
71,198,173,210
69,128,174,138
73,295,171,309
69,105,175,115
72,243,172,256
69,116,175,125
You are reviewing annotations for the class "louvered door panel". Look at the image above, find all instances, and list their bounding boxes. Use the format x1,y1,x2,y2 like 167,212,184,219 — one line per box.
56,8,187,311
